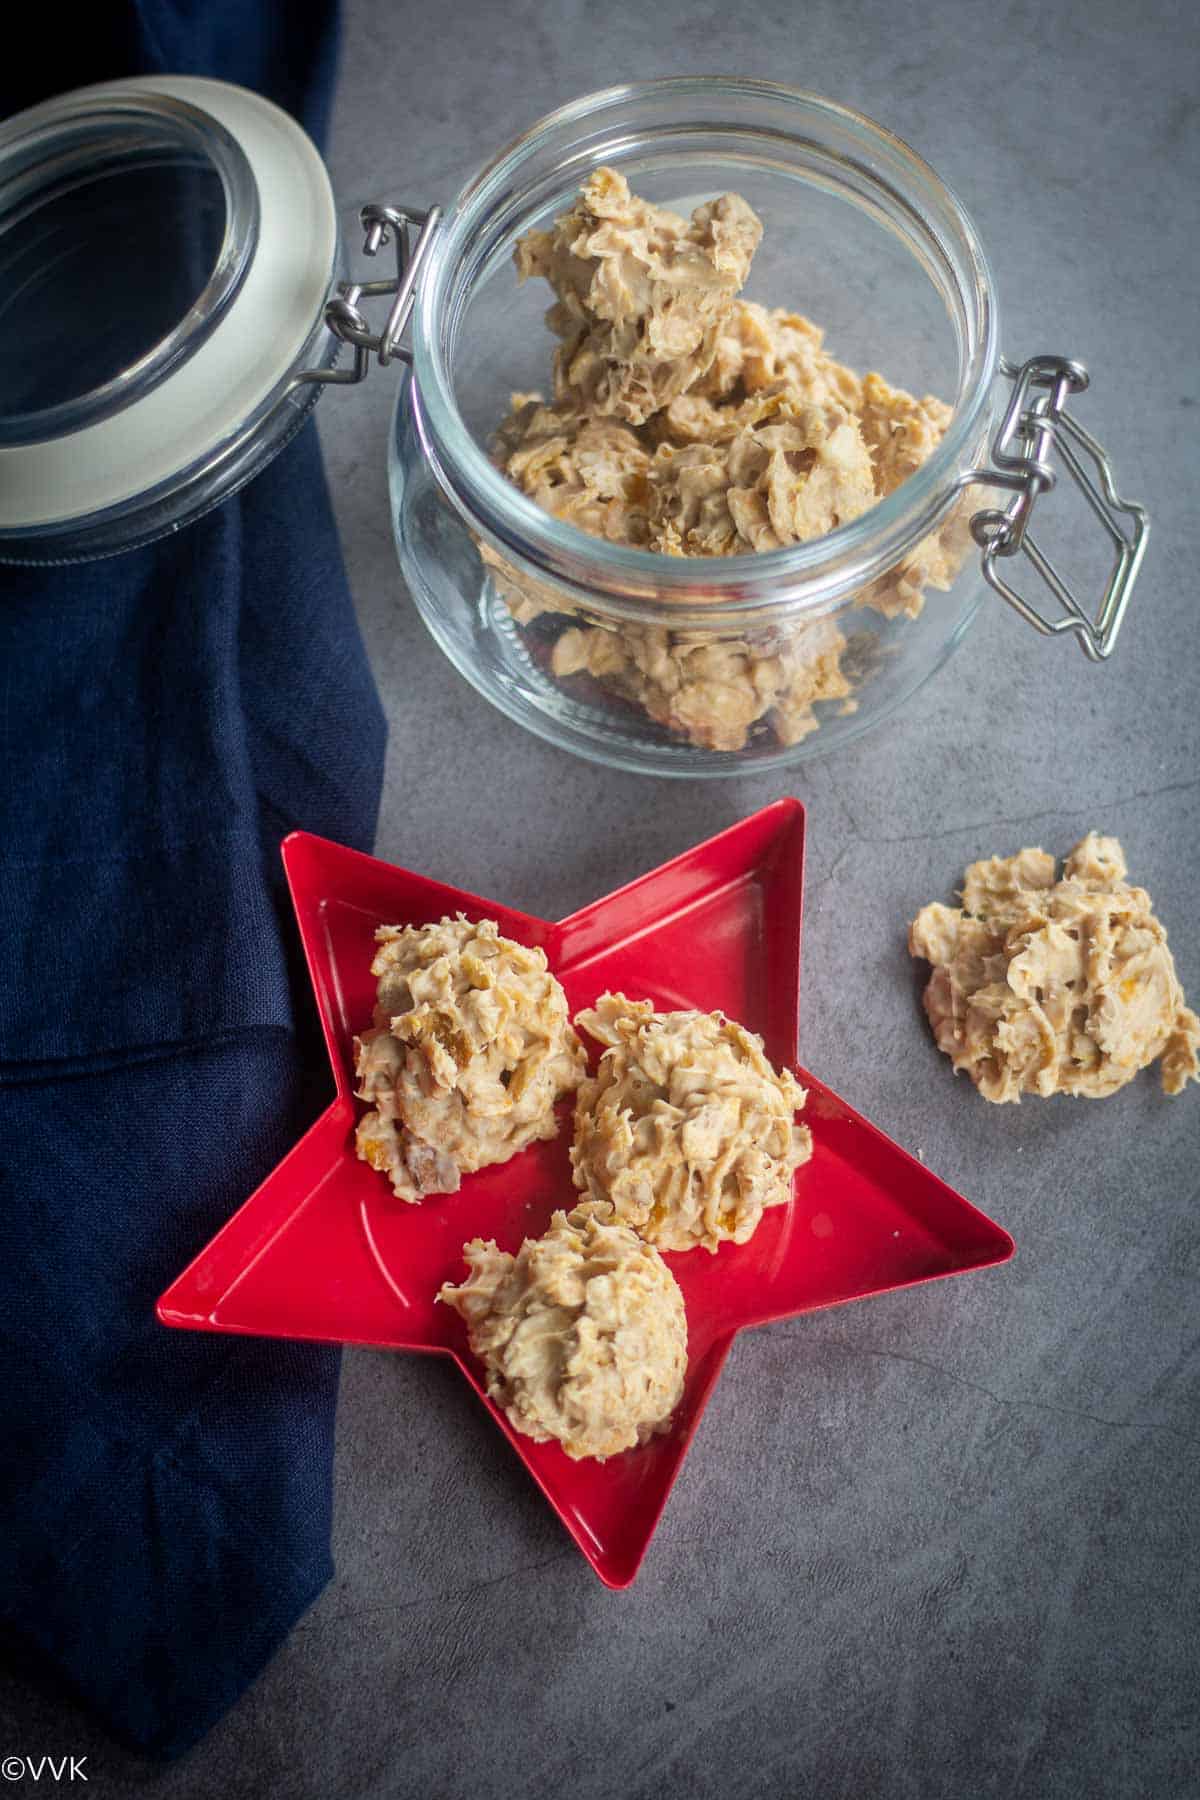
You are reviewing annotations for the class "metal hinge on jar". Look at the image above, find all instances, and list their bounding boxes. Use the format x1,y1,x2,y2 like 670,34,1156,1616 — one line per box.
297,203,443,383
960,355,1148,661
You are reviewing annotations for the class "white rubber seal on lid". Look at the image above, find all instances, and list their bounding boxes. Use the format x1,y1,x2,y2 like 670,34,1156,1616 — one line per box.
0,74,336,531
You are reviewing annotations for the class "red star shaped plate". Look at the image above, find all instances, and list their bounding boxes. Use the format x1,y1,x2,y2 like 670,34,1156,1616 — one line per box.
158,799,1013,1587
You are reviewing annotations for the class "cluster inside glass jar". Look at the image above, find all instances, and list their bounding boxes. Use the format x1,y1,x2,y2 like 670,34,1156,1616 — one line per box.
477,164,970,753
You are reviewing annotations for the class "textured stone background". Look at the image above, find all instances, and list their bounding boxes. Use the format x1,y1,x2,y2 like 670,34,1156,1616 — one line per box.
4,0,1197,1793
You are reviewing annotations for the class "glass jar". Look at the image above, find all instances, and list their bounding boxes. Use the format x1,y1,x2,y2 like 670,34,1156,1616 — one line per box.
389,79,1146,776
0,76,1145,776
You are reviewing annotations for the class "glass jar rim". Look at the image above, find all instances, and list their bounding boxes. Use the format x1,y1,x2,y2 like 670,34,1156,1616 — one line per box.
412,76,999,624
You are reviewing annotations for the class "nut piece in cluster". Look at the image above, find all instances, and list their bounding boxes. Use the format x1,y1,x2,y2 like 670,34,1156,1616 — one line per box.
437,1202,688,1461
515,165,763,426
571,993,812,1253
353,916,586,1201
909,833,1200,1102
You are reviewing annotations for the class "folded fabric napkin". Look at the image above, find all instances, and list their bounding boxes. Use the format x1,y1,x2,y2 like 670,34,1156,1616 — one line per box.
0,0,387,1757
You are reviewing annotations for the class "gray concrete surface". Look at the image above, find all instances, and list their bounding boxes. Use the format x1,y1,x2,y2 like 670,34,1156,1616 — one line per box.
4,0,1198,1793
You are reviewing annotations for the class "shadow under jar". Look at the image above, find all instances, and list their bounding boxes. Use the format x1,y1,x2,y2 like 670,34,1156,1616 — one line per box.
389,79,1146,777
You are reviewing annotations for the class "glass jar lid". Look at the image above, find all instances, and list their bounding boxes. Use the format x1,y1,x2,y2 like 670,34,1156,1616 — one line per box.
0,75,339,563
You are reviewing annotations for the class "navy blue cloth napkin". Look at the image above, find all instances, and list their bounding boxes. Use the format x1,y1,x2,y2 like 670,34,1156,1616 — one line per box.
0,2,387,1758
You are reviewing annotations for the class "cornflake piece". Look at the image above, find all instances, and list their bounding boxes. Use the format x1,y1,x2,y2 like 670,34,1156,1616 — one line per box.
438,1202,687,1461
909,833,1200,1102
571,994,812,1252
353,916,585,1201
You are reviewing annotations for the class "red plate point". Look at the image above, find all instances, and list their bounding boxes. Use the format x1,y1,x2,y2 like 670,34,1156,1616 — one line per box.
158,801,1013,1585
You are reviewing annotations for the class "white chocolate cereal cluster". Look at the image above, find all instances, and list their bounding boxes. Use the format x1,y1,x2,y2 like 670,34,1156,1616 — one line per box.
354,915,585,1200
483,168,966,751
909,833,1200,1102
438,1201,688,1461
571,993,812,1252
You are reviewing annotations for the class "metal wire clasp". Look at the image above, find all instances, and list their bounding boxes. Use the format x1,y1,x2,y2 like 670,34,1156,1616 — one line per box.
960,355,1148,661
297,203,442,385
